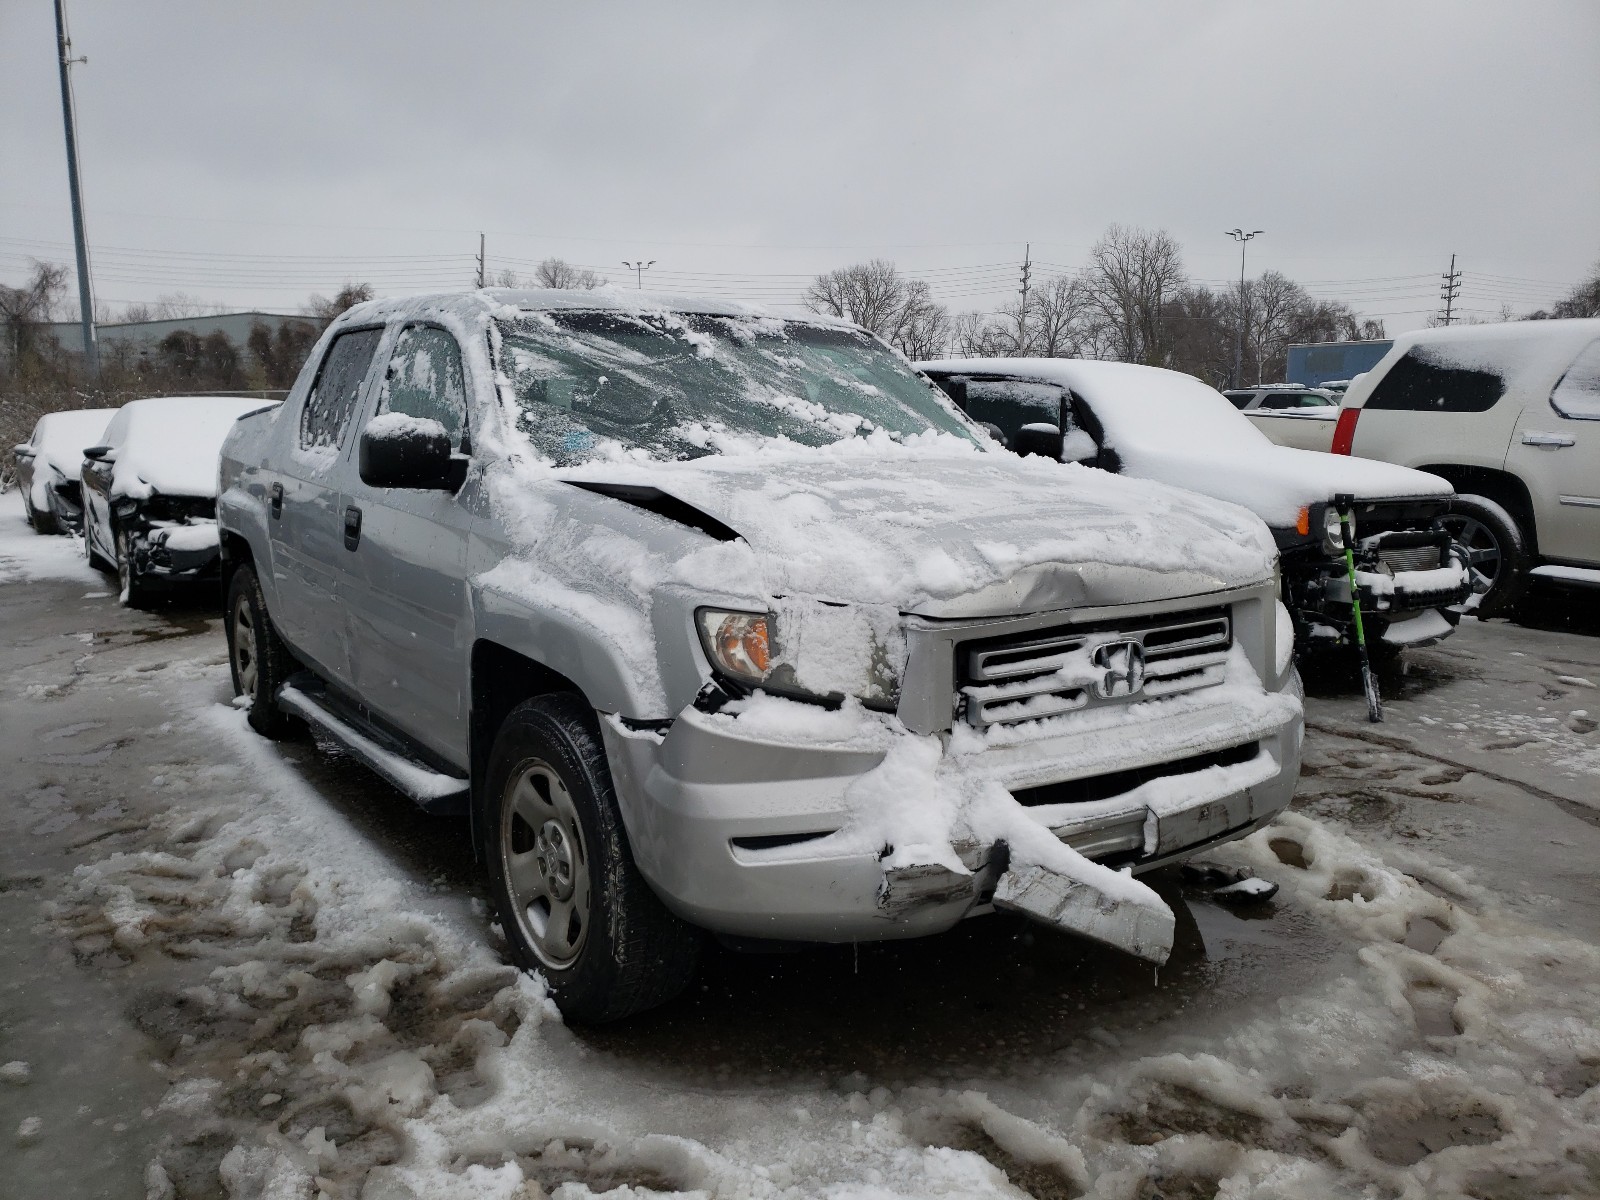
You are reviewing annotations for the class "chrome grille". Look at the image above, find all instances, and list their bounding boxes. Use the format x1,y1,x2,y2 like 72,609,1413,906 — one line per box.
1378,544,1444,573
959,608,1232,729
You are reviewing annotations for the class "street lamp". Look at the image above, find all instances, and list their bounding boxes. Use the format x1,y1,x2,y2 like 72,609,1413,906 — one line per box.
1225,229,1263,388
621,260,655,290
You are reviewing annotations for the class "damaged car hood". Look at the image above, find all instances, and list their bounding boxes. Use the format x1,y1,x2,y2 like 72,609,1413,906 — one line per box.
558,444,1278,616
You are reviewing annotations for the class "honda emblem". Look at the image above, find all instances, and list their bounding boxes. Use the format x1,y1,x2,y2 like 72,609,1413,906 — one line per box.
1092,640,1146,699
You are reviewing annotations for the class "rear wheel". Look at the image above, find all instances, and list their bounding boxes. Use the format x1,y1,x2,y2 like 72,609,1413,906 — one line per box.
225,563,303,739
481,694,699,1023
1439,494,1528,618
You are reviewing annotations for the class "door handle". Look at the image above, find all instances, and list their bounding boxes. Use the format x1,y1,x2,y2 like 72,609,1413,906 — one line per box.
1522,432,1575,448
269,482,284,518
343,505,363,550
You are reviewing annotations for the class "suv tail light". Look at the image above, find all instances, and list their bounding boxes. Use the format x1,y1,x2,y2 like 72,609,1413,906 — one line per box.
1331,408,1360,455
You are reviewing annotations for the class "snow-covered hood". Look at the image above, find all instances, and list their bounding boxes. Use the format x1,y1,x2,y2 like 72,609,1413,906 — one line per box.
22,408,116,510
1128,443,1451,529
558,442,1278,617
110,397,279,501
918,358,1452,527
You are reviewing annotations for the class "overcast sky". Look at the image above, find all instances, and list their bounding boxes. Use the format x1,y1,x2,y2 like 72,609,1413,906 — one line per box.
3,1,1597,332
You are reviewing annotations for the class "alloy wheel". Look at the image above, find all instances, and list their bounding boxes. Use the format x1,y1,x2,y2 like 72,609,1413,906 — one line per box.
1439,515,1501,611
500,759,591,969
231,591,259,696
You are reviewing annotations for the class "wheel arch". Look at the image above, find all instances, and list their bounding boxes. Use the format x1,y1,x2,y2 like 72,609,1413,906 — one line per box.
469,640,587,821
1416,464,1539,557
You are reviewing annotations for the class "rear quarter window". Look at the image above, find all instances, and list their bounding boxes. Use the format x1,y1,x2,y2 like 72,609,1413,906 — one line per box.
1550,338,1600,421
1365,349,1505,413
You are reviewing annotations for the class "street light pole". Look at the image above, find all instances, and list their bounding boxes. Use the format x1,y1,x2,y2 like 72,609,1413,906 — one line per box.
1225,228,1262,388
54,0,98,377
620,260,655,290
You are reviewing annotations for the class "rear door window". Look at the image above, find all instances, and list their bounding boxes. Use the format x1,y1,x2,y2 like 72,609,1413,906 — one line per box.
1550,338,1600,420
1222,392,1254,409
377,325,469,449
965,379,1066,440
300,327,384,450
1365,349,1505,413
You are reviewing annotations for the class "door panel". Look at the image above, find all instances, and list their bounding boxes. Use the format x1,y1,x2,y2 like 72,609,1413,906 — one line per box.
338,323,475,762
269,326,386,684
1507,405,1600,565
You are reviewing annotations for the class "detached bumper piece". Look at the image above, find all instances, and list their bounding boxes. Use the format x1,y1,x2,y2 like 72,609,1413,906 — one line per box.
131,521,224,583
993,859,1175,963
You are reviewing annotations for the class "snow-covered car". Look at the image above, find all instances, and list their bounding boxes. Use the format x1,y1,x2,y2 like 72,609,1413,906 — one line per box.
1334,318,1600,615
216,290,1304,1022
82,395,280,606
11,407,117,534
916,358,1474,660
1221,385,1341,453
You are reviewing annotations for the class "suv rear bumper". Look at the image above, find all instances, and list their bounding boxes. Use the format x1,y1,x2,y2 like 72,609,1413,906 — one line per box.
600,683,1302,943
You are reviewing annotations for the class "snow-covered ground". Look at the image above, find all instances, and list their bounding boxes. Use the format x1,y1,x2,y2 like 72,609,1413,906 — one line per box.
2,514,1599,1199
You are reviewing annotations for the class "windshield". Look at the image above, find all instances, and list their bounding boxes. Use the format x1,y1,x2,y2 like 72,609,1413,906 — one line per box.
495,310,978,464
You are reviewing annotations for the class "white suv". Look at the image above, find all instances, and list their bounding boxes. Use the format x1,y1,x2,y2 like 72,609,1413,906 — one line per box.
1334,319,1600,614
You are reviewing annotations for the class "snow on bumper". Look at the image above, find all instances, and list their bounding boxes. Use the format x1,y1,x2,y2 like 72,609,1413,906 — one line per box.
133,520,222,579
599,672,1301,953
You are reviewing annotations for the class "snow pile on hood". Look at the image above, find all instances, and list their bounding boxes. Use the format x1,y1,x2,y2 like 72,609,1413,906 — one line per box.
21,407,116,509
921,358,1453,526
109,396,279,500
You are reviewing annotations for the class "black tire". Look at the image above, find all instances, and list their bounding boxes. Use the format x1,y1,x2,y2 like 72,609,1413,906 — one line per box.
480,694,699,1023
225,563,304,739
1439,493,1529,619
115,527,157,610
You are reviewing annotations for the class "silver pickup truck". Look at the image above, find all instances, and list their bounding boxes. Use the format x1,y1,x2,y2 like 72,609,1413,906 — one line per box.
217,290,1304,1022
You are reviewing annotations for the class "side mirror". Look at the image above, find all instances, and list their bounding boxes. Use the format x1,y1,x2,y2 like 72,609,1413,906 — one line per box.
1012,422,1064,460
83,444,116,463
978,421,1008,447
359,415,466,490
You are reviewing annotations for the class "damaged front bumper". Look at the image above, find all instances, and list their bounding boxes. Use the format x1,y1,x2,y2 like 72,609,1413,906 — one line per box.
1289,528,1472,651
599,681,1301,955
126,520,223,585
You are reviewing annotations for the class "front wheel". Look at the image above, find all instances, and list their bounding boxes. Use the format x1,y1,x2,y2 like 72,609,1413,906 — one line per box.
1439,494,1528,618
115,527,155,609
225,563,303,739
481,694,699,1023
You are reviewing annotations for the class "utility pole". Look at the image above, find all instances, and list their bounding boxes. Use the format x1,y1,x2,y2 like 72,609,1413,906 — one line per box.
1225,228,1263,389
54,0,98,377
1438,254,1462,326
621,260,654,289
1017,243,1032,350
476,233,486,288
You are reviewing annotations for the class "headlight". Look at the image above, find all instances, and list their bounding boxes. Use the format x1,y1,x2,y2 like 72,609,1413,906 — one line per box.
697,609,774,687
1322,505,1349,554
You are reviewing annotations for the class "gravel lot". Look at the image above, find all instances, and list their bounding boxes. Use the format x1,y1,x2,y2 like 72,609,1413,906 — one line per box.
3,517,1597,1199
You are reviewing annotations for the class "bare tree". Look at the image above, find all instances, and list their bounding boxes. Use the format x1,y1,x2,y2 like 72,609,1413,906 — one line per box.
120,302,154,323
1080,225,1188,365
1553,260,1600,318
803,259,954,357
305,283,375,320
0,260,69,366
534,258,604,289
494,268,522,288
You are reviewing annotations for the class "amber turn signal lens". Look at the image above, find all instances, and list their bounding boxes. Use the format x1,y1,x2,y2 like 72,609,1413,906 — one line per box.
1296,506,1310,536
696,609,774,683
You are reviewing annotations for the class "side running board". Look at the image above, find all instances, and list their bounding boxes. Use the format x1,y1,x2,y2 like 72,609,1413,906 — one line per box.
277,683,470,814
